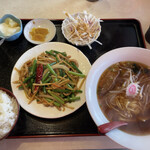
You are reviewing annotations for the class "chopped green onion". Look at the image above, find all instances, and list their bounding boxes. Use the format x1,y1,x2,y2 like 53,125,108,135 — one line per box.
51,50,67,57
47,90,64,104
70,62,82,74
68,71,85,77
23,74,35,83
47,64,57,76
45,98,61,107
42,71,50,82
64,96,80,102
30,59,37,75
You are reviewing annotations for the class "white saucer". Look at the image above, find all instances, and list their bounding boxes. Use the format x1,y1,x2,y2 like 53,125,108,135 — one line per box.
24,18,56,44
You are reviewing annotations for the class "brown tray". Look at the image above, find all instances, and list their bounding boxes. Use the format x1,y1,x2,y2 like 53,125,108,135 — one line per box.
0,19,146,138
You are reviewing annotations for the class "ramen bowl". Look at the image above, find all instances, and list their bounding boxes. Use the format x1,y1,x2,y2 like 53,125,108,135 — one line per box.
0,14,23,41
0,87,19,140
85,47,150,150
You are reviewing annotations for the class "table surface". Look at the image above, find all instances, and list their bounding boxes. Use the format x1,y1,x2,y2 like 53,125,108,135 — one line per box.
0,0,150,149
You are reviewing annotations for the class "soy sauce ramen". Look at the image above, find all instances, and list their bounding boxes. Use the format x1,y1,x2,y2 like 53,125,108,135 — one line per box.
97,61,150,135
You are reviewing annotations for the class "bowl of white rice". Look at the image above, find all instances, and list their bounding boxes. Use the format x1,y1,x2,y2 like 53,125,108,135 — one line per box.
0,87,19,140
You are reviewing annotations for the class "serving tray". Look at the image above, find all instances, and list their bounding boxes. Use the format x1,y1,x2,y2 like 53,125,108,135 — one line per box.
0,19,146,138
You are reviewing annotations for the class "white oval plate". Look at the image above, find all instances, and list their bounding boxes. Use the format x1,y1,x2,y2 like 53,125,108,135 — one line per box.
24,19,56,44
11,42,91,119
86,47,150,150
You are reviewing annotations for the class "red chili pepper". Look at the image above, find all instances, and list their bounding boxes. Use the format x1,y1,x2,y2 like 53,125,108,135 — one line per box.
34,64,43,92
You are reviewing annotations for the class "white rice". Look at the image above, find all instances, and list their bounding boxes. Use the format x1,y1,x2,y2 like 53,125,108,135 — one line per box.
0,90,18,139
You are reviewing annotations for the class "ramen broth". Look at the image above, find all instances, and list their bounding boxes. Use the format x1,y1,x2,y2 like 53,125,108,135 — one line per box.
97,61,150,135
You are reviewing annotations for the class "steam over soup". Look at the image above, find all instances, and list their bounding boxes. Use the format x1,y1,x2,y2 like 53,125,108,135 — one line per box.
97,61,150,135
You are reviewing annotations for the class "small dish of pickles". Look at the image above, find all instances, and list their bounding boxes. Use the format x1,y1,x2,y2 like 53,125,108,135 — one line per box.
24,18,56,44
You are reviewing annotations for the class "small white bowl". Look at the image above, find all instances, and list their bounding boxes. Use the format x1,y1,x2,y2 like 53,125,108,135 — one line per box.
62,11,102,49
24,18,56,44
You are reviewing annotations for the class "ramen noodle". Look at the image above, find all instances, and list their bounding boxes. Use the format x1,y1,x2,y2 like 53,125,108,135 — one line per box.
97,61,150,135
